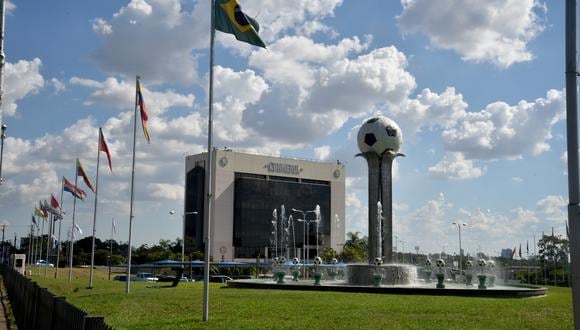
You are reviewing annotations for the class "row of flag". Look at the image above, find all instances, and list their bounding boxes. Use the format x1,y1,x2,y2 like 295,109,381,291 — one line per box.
31,73,152,224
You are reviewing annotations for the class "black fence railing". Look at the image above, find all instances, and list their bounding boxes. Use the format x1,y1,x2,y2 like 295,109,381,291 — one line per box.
0,265,113,330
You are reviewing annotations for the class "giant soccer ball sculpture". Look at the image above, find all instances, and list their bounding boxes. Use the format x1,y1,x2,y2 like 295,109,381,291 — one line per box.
356,115,404,264
436,259,445,269
373,257,383,266
357,116,403,155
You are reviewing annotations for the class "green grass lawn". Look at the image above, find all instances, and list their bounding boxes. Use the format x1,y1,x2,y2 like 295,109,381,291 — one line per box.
29,268,573,329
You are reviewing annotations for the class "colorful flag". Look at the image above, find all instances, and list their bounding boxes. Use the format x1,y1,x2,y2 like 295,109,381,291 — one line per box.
32,214,37,227
136,78,150,143
76,158,95,193
215,0,266,48
51,194,60,209
99,127,113,174
63,177,87,200
34,207,44,218
526,240,529,254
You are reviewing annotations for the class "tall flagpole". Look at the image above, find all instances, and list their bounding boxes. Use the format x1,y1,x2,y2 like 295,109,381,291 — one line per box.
89,128,102,288
203,0,216,322
69,161,79,282
44,211,53,278
55,177,64,278
109,217,114,280
0,0,6,128
565,0,580,325
126,76,139,294
39,210,44,276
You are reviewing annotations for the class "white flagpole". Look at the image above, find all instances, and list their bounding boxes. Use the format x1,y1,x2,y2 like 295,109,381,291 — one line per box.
55,177,64,279
0,0,6,127
89,128,103,288
44,211,53,278
126,76,139,294
39,210,44,276
203,0,216,322
69,160,79,282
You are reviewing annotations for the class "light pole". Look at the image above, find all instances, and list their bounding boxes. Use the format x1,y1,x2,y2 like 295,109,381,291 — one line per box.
452,221,467,273
292,206,319,277
170,210,198,264
0,123,6,185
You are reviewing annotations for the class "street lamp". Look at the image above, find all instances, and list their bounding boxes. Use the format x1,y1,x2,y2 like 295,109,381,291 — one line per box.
292,206,319,276
170,210,198,264
452,221,467,273
0,123,6,185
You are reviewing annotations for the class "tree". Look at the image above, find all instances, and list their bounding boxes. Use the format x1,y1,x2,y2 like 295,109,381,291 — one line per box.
538,234,569,264
341,232,368,262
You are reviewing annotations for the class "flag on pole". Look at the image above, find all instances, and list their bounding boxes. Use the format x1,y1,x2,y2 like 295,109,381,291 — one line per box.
518,243,522,258
34,207,44,218
526,240,529,254
32,214,37,227
74,223,83,236
512,246,516,258
99,127,113,174
215,0,266,48
136,78,151,143
76,158,96,193
112,218,116,236
51,194,60,209
63,177,87,200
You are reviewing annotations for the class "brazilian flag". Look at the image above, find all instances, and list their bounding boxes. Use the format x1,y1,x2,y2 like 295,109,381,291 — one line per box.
215,0,266,48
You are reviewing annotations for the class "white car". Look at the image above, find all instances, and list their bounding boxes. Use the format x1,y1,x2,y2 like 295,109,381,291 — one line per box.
35,260,54,267
134,272,158,282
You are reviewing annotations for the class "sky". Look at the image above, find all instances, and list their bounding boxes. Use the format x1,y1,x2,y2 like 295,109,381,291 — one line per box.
0,0,573,257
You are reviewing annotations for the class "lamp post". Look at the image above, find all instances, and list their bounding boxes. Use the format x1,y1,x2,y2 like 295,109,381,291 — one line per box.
452,221,467,273
0,123,6,185
292,206,319,277
170,210,198,264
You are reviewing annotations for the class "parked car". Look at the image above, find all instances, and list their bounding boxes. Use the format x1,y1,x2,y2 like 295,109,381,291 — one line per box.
209,275,233,283
35,260,54,267
134,272,158,282
113,275,128,281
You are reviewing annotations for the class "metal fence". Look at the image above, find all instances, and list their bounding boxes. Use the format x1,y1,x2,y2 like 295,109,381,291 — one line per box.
0,265,113,330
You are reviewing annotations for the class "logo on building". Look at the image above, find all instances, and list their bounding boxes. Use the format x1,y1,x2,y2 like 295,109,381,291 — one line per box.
265,162,302,175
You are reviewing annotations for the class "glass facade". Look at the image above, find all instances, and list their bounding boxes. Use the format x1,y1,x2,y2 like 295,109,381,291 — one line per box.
233,174,331,259
185,166,205,254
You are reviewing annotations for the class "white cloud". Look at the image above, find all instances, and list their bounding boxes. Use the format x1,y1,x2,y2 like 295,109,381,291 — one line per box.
441,89,564,160
4,58,44,117
50,78,66,94
428,152,486,180
512,176,523,182
314,146,331,160
398,0,546,68
91,0,210,85
536,195,566,223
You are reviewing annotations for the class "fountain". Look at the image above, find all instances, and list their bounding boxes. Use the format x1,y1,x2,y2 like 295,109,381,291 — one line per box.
227,115,547,299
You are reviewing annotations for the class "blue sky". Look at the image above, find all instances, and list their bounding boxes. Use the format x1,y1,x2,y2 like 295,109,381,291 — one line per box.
0,0,572,257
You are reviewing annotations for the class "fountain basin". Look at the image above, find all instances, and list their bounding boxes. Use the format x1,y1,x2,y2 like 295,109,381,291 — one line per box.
346,264,417,285
227,279,547,298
